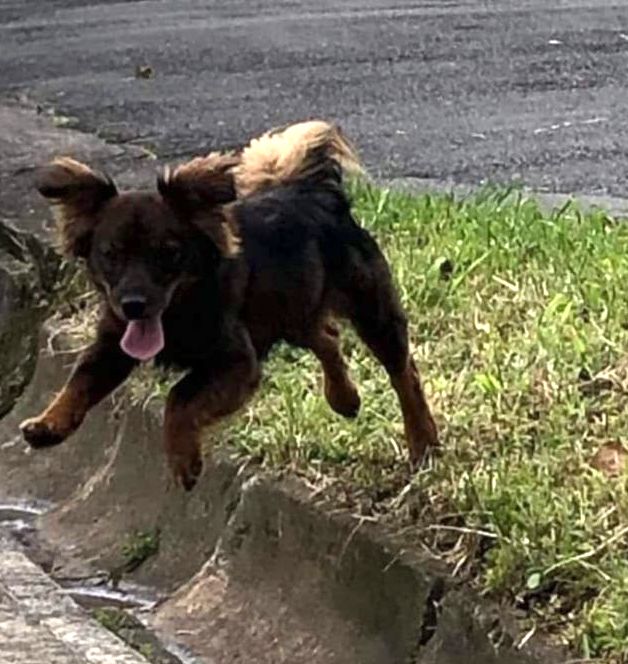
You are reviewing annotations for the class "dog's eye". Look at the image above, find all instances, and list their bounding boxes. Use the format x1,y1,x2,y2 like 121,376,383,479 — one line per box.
99,243,116,259
159,243,182,268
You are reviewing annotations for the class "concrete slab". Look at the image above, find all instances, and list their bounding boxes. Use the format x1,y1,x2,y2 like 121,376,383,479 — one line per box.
0,533,149,664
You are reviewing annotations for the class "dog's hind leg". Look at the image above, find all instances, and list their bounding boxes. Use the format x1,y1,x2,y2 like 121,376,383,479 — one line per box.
306,320,360,419
354,307,438,465
390,355,439,466
342,253,438,465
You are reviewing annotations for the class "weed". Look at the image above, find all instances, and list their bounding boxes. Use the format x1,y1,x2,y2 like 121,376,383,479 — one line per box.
139,643,155,659
121,528,160,572
93,607,133,632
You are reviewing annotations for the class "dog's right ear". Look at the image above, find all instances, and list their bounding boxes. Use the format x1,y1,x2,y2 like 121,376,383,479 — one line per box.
157,153,241,257
36,157,117,258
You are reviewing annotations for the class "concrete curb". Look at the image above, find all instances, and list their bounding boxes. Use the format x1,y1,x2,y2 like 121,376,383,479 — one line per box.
384,176,628,218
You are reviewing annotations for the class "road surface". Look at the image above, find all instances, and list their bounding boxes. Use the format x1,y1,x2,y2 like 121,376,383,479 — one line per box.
2,1,628,195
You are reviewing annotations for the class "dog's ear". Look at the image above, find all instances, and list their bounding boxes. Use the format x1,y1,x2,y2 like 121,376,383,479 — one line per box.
36,157,117,258
158,153,241,257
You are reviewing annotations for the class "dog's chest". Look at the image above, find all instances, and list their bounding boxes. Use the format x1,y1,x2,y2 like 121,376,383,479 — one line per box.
156,304,222,368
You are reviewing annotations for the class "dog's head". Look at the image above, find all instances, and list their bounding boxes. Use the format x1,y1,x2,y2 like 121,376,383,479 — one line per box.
37,155,240,361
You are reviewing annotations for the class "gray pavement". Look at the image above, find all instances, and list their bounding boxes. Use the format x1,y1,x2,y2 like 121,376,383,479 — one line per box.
2,1,628,196
0,533,149,664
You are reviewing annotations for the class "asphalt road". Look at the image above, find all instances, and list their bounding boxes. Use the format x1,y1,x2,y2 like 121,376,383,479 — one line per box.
2,0,628,195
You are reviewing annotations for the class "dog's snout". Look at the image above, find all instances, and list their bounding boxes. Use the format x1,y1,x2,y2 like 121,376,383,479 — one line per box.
121,296,148,320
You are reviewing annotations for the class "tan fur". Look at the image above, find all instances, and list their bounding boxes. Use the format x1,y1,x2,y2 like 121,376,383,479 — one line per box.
199,204,241,257
37,157,117,257
234,120,364,197
165,151,239,183
158,152,241,258
52,156,101,179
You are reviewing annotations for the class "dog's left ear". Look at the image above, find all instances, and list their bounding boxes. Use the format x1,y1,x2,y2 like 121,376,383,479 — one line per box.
158,153,240,257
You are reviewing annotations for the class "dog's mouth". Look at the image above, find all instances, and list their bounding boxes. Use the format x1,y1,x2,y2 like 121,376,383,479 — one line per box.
120,315,165,362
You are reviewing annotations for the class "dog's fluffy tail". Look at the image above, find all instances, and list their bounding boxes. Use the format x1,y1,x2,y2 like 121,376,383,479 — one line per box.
234,120,364,197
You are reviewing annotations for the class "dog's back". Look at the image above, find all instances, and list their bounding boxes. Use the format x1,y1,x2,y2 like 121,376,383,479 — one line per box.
233,117,368,293
233,174,385,362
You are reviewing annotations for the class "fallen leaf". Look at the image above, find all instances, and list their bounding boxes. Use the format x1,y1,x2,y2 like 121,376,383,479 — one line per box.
135,65,154,79
590,442,628,477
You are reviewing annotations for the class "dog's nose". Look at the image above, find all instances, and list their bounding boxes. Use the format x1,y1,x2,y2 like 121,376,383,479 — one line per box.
121,296,147,320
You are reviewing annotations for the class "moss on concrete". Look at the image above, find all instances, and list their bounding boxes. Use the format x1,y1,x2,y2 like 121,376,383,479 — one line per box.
0,220,60,417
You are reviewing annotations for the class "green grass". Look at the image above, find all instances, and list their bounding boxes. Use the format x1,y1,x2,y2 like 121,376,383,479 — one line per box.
93,606,134,632
117,182,628,660
220,183,628,661
120,529,160,572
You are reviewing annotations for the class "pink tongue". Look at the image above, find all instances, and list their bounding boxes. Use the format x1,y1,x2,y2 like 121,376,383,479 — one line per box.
120,316,165,361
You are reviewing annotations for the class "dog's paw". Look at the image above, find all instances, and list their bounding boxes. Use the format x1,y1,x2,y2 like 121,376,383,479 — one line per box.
170,452,203,492
325,379,361,419
407,417,440,469
20,417,69,448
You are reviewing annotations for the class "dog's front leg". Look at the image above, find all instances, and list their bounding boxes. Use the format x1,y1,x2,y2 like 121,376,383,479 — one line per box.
20,328,137,448
164,330,260,491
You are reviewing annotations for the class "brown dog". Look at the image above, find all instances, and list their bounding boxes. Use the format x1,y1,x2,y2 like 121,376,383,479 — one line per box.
20,121,438,490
